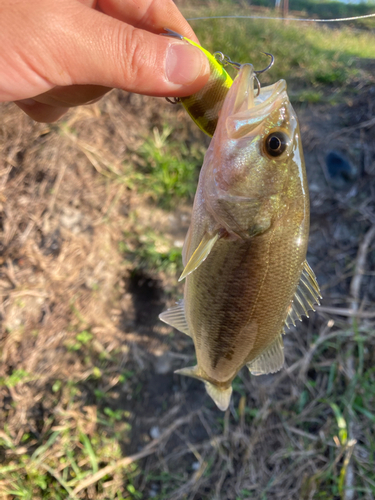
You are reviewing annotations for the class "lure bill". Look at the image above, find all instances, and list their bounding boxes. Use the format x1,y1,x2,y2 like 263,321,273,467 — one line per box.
160,63,321,411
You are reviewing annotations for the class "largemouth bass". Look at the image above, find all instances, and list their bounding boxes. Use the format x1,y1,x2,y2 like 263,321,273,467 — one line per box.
160,64,321,411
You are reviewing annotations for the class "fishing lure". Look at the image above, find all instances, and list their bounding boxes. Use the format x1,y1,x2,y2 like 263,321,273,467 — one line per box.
163,28,233,137
163,29,273,137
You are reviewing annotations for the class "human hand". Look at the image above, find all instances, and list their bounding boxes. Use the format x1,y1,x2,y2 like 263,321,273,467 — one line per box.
0,0,209,122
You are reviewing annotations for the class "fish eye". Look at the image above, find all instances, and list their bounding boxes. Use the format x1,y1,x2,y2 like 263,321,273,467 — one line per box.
264,131,289,158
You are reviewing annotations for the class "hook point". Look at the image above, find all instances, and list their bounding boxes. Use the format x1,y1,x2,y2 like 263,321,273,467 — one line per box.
255,52,274,74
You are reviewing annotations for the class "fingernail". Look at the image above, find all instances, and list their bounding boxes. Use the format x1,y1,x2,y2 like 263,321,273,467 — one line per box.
17,98,36,106
166,43,209,86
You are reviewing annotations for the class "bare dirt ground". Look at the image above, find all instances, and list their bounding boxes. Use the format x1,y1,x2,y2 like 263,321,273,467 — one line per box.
1,69,375,498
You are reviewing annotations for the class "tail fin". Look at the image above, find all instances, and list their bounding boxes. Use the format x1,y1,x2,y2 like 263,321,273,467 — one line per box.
175,365,232,411
204,382,232,411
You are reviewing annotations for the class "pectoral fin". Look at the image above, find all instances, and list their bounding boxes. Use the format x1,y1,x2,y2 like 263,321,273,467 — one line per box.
179,233,219,282
159,300,190,336
285,261,322,328
247,333,284,376
175,365,232,411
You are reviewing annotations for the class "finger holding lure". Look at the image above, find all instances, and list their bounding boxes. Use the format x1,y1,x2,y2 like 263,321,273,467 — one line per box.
159,34,321,411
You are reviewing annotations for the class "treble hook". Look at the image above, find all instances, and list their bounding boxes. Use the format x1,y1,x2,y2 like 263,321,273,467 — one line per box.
165,97,181,105
213,52,241,70
213,51,274,97
213,51,274,74
255,52,274,74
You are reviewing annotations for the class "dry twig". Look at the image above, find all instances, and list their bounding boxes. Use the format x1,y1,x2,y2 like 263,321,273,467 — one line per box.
317,306,375,318
328,116,375,140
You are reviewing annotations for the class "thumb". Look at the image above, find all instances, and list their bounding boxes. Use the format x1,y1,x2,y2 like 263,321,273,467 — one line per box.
44,5,210,98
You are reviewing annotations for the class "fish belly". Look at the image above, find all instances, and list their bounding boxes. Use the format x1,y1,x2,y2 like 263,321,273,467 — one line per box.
184,215,308,384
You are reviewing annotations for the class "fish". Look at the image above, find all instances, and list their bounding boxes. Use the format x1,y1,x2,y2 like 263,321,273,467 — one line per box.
160,63,321,411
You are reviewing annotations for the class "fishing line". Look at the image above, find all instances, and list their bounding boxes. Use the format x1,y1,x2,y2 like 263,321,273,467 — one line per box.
187,12,375,23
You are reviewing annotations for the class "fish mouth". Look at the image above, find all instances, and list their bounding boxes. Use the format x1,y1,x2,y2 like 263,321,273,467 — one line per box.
231,64,255,115
222,64,288,140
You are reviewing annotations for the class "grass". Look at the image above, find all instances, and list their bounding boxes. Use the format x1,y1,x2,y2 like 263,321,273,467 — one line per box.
0,319,140,499
3,323,373,499
129,125,204,209
120,228,183,275
206,0,375,29
1,2,375,499
182,3,375,97
0,416,135,499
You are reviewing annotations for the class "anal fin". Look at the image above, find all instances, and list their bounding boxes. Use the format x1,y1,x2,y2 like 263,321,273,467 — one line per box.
159,300,191,336
285,260,322,328
247,333,284,376
179,233,219,281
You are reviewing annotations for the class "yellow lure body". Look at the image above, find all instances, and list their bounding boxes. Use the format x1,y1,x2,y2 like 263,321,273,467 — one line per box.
179,38,233,137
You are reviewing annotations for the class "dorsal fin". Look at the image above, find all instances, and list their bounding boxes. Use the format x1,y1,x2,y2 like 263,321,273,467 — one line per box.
247,333,284,376
285,260,322,329
179,233,219,282
159,301,190,336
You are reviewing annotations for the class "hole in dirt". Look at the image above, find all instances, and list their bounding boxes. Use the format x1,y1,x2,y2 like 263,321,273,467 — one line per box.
126,269,165,327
